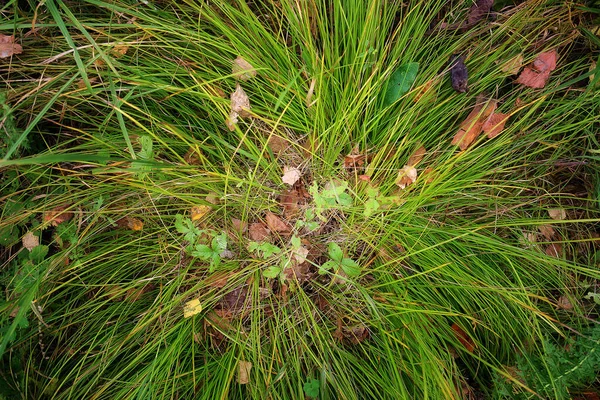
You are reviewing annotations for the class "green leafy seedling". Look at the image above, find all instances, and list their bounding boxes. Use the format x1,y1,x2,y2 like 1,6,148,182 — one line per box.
319,242,360,277
382,62,419,106
309,180,354,220
191,232,227,272
248,241,281,259
303,377,320,398
175,214,202,243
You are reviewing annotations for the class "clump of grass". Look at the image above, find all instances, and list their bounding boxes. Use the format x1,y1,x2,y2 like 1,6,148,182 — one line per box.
1,0,599,399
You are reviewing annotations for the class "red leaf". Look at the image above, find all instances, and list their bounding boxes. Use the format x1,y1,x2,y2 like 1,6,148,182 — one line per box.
451,323,475,352
516,50,558,89
482,112,510,138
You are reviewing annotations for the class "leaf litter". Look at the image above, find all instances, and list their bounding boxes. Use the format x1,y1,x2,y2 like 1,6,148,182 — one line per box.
226,84,251,131
0,34,23,58
516,50,558,89
232,56,257,81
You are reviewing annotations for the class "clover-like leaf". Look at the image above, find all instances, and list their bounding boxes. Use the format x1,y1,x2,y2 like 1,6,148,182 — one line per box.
319,260,338,274
303,378,320,398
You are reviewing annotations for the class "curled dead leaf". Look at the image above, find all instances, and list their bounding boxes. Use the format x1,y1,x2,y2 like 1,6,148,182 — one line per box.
22,232,39,251
281,166,301,186
265,212,290,234
545,243,562,258
516,50,558,89
0,34,23,58
232,56,256,81
43,205,73,226
452,96,497,150
557,295,574,310
538,225,556,240
248,222,270,241
237,360,252,384
482,112,510,139
548,208,566,220
407,146,426,166
395,165,417,189
111,44,128,58
118,216,143,231
226,84,251,131
451,323,475,352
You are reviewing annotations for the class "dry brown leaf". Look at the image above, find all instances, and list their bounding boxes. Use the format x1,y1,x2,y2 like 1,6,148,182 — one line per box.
22,232,39,251
111,44,129,58
557,295,573,310
293,245,310,263
451,323,475,352
306,77,317,107
413,79,434,103
452,96,497,150
231,218,248,233
516,50,557,89
232,56,256,81
237,360,252,384
407,146,426,166
395,165,417,189
226,84,251,131
265,212,290,233
500,53,524,75
280,189,301,216
548,208,566,220
344,145,368,170
281,166,301,186
127,217,144,231
545,243,562,258
43,205,73,226
482,112,510,139
0,34,22,58
248,222,270,241
191,205,211,221
205,192,220,205
538,225,556,240
268,135,290,155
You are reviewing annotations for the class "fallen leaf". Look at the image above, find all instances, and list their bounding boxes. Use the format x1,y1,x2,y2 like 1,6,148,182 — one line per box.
545,243,562,258
237,360,252,384
452,96,497,150
265,212,290,233
184,148,203,165
0,34,23,58
500,53,524,75
22,232,39,251
281,166,301,186
111,44,128,58
482,112,510,139
43,205,73,226
268,135,290,155
205,192,220,205
548,208,566,220
122,216,143,231
344,145,368,170
191,205,211,221
557,295,573,310
538,225,555,240
248,222,270,241
293,245,310,263
466,0,494,26
226,84,251,131
395,165,418,189
383,62,419,106
516,50,558,89
232,56,256,81
183,298,203,318
451,323,475,352
280,188,302,217
449,54,468,93
407,146,426,166
231,218,247,233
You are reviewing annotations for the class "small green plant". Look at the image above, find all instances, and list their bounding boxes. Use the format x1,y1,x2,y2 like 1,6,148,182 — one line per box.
303,377,320,398
295,208,320,232
260,236,303,279
247,241,281,259
319,242,360,277
309,180,353,220
174,214,202,243
492,324,600,399
191,232,228,272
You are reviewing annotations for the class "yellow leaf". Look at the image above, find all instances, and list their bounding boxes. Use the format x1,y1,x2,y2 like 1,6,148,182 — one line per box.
191,205,211,222
183,298,202,318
